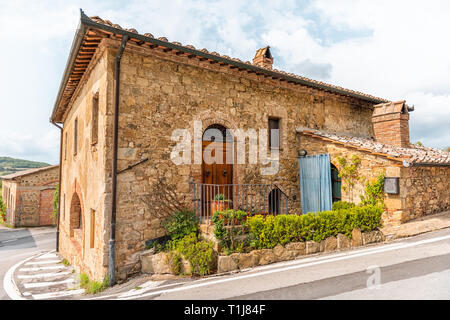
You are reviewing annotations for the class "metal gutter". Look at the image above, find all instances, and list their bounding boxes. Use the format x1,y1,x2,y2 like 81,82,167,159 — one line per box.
109,34,129,287
407,162,450,167
50,121,63,252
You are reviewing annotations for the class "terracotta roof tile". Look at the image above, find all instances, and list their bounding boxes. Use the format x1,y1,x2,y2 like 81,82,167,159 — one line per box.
87,14,388,103
296,128,450,166
0,165,59,180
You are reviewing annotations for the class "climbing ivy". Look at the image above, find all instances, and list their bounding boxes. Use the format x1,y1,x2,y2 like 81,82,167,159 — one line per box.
360,173,386,208
336,155,361,202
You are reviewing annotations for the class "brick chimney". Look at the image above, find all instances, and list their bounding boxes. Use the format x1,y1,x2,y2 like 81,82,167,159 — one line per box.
253,46,273,69
372,100,413,148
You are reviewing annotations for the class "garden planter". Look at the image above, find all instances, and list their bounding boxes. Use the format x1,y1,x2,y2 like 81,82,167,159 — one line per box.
211,200,231,214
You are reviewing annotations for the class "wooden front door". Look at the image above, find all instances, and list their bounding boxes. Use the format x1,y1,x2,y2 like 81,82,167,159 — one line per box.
201,141,233,218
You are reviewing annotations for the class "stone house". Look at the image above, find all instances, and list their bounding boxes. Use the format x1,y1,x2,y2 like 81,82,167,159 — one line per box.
50,12,450,282
1,165,59,227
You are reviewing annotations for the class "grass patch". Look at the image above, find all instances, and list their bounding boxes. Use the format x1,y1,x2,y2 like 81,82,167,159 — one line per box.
79,273,109,295
62,259,70,267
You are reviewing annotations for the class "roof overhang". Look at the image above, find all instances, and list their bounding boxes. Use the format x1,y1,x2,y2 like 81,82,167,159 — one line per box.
50,10,389,123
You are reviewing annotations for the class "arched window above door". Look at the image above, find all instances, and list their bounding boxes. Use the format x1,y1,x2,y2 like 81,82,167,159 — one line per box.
202,124,233,142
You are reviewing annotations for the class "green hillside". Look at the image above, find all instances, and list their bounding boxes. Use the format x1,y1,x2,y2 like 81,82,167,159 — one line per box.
0,157,51,177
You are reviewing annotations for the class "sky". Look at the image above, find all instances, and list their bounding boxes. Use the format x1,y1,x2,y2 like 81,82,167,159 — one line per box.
0,0,449,164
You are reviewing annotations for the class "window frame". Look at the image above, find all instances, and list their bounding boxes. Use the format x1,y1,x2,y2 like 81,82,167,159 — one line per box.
91,93,99,146
73,117,78,156
268,117,281,150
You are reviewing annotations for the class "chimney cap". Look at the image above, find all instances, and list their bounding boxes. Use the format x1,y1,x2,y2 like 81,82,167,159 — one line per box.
253,46,272,60
373,100,410,117
253,46,273,69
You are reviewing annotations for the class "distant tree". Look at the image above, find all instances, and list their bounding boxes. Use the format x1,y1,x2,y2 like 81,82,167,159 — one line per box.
414,141,423,147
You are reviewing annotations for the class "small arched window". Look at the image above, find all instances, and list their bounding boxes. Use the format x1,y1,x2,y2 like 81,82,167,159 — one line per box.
268,188,281,214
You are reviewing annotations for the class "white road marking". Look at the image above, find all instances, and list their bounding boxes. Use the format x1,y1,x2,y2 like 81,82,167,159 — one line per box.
19,265,65,272
32,289,85,300
118,233,450,300
24,278,75,289
3,253,42,300
25,259,61,265
36,253,58,260
117,281,166,298
1,238,18,243
17,271,72,279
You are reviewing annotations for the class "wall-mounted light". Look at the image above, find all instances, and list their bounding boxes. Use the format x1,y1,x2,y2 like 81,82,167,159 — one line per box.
298,149,308,157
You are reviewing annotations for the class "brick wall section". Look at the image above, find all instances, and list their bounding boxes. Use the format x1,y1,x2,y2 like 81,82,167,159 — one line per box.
372,101,410,148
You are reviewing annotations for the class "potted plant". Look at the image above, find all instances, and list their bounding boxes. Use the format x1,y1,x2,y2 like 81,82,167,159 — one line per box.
211,194,231,214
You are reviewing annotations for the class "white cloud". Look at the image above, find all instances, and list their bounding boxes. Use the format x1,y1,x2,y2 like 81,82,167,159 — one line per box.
0,0,448,164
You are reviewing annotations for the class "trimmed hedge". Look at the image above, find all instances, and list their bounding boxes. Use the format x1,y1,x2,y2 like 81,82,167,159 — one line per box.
246,205,383,249
332,201,355,211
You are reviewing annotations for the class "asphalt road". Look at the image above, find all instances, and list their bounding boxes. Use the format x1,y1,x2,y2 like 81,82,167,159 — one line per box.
2,225,450,300
108,228,450,300
0,226,56,300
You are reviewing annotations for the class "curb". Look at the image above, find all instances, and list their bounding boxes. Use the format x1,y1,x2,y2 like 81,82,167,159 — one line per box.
3,250,55,300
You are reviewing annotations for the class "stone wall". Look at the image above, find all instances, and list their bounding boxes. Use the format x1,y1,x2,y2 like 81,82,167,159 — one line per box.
57,42,112,281
102,38,379,281
139,228,385,276
297,134,450,225
400,166,450,221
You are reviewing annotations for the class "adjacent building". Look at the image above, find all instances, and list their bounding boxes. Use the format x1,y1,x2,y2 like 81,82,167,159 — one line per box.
1,165,59,227
50,12,450,282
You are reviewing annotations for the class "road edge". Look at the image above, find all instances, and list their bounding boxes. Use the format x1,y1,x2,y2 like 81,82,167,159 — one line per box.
3,250,55,300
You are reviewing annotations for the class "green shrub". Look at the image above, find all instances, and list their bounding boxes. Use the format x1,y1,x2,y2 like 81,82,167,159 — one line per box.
175,233,215,276
79,273,109,294
212,209,248,252
246,205,383,249
332,201,355,211
360,173,385,208
163,210,199,242
168,251,183,275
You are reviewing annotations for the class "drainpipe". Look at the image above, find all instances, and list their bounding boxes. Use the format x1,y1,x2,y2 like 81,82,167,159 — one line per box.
51,121,63,252
109,35,129,287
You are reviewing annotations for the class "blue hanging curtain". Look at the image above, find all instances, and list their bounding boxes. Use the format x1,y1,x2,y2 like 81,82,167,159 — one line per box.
298,154,333,214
